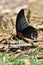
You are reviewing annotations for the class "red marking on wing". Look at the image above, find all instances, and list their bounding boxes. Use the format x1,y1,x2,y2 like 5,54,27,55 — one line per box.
18,32,23,37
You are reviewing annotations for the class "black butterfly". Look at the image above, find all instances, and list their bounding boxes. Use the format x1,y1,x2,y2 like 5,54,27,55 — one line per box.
16,9,38,42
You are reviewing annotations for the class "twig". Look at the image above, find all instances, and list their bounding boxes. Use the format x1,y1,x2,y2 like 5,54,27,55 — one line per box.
9,43,38,49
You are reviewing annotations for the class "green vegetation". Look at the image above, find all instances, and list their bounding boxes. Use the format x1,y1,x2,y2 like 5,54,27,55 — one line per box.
0,51,43,65
30,61,43,65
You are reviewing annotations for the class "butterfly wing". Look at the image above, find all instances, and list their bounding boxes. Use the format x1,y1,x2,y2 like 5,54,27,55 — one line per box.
16,9,28,32
16,9,38,40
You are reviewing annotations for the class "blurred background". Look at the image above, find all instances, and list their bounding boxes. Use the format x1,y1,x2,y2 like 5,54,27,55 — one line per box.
0,0,43,40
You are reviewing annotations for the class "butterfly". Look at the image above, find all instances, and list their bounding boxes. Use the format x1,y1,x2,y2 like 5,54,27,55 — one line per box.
16,9,38,43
